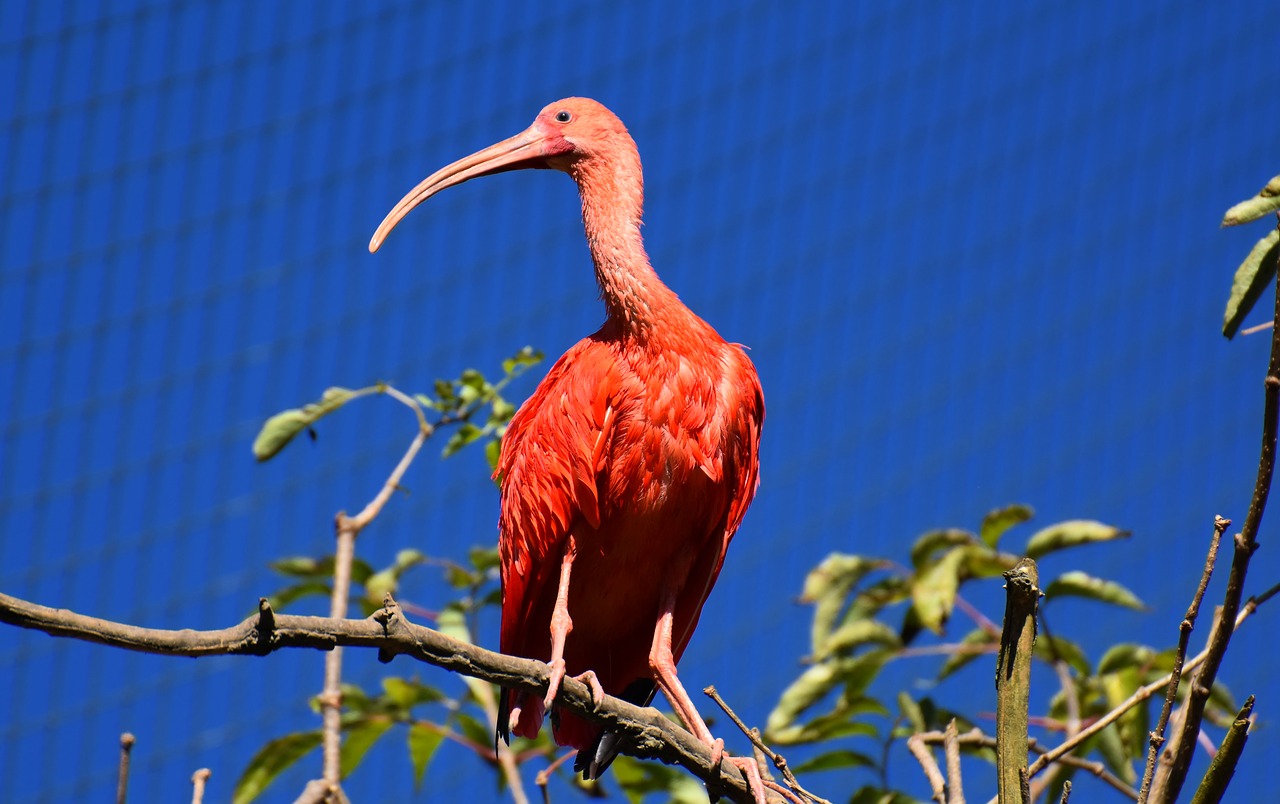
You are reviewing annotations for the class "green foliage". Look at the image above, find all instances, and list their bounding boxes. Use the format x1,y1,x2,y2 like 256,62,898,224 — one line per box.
763,505,1237,798
253,386,365,461
1221,178,1280,338
252,347,544,469
233,730,323,804
239,545,550,803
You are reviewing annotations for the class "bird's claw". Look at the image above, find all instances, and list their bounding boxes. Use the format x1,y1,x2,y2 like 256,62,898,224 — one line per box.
726,755,767,804
706,738,767,804
543,658,567,709
573,670,606,710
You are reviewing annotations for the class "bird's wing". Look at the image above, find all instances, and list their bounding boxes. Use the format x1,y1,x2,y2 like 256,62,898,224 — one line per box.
494,339,620,659
672,348,765,659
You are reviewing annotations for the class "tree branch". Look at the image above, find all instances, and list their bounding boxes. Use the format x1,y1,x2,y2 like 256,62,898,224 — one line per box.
1150,220,1280,802
1136,515,1227,803
0,592,772,804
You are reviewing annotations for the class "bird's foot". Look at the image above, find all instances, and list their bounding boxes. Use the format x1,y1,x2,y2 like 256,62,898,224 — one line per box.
573,670,606,710
709,737,767,804
543,658,567,709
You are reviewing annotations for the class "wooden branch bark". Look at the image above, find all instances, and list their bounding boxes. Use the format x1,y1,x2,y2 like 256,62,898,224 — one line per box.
0,591,771,804
996,558,1040,804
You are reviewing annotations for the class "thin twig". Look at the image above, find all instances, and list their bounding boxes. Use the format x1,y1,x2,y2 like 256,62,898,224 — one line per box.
1137,516,1227,803
1030,609,1080,802
323,415,429,787
944,719,965,804
1059,780,1072,803
955,593,1003,638
704,685,831,804
939,728,1138,803
535,749,579,804
1152,234,1280,801
906,733,947,803
1026,601,1265,779
190,769,211,804
117,733,135,804
474,668,530,804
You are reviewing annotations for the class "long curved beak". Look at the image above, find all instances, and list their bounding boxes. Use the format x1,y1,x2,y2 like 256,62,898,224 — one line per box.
369,127,550,253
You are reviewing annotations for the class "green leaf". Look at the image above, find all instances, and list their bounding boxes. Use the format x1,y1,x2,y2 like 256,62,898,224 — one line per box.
502,346,545,375
408,723,445,791
1045,571,1145,610
1222,176,1280,226
817,619,900,660
490,397,516,423
452,711,492,748
442,423,484,457
1094,717,1139,784
1223,228,1280,339
1097,643,1158,675
766,652,890,741
610,755,708,804
910,547,968,633
910,529,975,568
253,387,357,461
850,788,918,804
339,716,394,779
382,677,444,710
801,553,883,655
264,581,332,612
484,438,503,471
269,556,374,585
1034,634,1092,676
1024,520,1129,559
791,749,877,774
469,546,501,574
413,393,438,411
937,628,999,681
766,663,841,736
979,504,1035,547
232,730,323,804
899,691,927,733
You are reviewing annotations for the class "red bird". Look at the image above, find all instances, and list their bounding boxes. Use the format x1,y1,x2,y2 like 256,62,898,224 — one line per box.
370,98,765,793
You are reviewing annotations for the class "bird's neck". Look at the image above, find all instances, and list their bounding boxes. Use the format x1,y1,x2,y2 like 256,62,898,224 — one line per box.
571,157,689,336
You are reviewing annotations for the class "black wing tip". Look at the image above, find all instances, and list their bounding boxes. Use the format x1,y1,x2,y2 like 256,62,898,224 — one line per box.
575,678,657,779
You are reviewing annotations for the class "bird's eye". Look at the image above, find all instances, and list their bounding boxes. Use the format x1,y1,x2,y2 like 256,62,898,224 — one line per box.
554,110,572,123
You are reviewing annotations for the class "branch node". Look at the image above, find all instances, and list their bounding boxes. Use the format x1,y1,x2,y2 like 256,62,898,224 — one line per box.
248,598,277,656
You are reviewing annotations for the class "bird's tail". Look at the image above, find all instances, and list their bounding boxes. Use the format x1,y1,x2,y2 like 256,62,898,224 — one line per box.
572,678,657,780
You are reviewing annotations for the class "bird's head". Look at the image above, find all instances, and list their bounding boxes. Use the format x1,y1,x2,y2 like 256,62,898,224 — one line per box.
369,97,638,253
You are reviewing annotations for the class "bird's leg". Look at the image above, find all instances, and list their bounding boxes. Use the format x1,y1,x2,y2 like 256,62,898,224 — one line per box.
648,593,768,803
543,535,578,709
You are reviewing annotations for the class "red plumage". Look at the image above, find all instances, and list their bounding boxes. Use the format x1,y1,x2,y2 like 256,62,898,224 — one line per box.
370,97,764,785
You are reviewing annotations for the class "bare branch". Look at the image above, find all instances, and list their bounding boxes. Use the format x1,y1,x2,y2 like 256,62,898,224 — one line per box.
906,733,947,803
190,769,211,804
996,559,1039,804
1152,223,1280,801
1025,596,1267,780
941,728,1137,803
704,685,830,804
1188,696,1254,804
1137,515,1228,803
117,733,135,804
944,719,965,804
0,592,772,804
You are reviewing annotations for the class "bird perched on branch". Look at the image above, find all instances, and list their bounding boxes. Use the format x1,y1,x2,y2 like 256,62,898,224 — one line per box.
369,97,765,796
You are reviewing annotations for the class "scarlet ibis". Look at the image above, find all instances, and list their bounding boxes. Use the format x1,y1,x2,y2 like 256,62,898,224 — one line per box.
370,98,765,792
